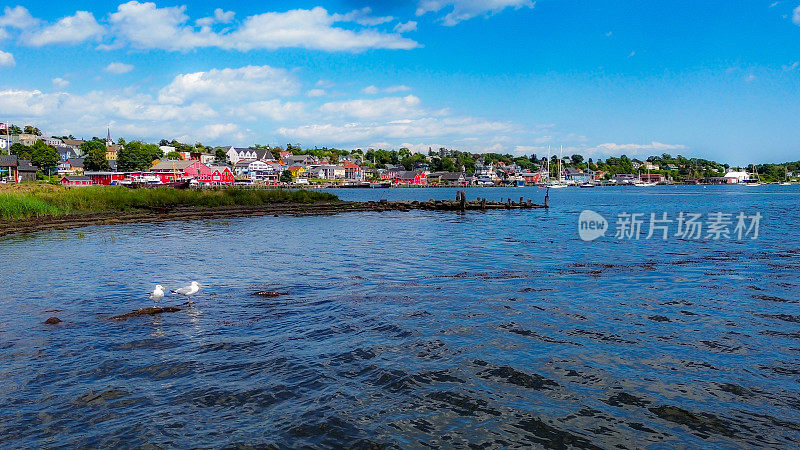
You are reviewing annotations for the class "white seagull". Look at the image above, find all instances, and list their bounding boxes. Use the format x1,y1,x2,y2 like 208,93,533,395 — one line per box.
171,281,201,303
149,285,165,307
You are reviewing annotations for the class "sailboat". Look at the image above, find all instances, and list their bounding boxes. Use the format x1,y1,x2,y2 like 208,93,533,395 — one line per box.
548,145,568,188
634,164,657,187
742,164,761,186
779,166,792,186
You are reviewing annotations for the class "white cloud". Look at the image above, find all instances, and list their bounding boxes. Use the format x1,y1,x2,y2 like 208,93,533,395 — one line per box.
226,7,417,52
394,21,418,33
0,28,8,40
794,5,800,25
107,2,417,52
52,77,70,88
361,85,411,94
278,115,517,145
25,11,103,46
196,8,235,27
0,6,39,29
416,0,534,26
592,141,686,156
105,62,134,74
0,50,14,67
158,65,300,104
333,7,393,26
233,100,306,121
108,1,222,51
320,95,423,120
782,61,799,71
306,88,327,97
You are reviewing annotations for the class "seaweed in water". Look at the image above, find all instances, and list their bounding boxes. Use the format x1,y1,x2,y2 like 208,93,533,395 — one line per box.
110,306,182,320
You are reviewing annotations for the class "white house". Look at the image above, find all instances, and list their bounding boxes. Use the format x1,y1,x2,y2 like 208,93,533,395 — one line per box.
159,145,175,156
225,147,274,165
724,171,750,183
308,165,345,179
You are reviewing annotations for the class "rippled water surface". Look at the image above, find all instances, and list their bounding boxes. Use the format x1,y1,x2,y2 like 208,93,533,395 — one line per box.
1,186,799,447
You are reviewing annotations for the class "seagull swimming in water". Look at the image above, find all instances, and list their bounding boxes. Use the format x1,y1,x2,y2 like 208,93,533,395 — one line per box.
149,285,164,307
172,281,201,303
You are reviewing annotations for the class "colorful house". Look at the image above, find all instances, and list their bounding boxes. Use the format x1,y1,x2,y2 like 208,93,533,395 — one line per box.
202,166,235,185
150,160,210,182
393,170,427,185
343,162,364,180
60,176,92,187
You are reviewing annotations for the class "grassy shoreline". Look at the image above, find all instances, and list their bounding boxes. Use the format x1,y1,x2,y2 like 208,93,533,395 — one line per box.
0,184,339,221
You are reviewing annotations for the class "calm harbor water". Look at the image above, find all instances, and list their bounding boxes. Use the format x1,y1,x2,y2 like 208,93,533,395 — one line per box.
1,186,799,447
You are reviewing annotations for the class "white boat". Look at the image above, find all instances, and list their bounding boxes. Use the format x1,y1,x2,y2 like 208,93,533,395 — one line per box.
579,183,595,188
547,145,569,188
779,182,792,186
633,181,657,187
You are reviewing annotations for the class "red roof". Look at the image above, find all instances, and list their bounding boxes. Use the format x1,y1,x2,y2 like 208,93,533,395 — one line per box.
343,162,362,169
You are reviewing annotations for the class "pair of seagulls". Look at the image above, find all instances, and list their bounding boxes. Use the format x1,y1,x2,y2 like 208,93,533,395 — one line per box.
149,281,201,306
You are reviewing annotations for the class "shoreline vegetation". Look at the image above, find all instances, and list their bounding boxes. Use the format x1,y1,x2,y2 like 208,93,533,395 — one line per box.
0,184,339,220
0,185,547,237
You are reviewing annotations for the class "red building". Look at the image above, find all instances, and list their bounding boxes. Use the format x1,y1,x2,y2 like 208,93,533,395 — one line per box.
393,170,427,185
60,176,92,186
86,171,141,185
150,160,210,183
343,162,364,180
200,166,235,185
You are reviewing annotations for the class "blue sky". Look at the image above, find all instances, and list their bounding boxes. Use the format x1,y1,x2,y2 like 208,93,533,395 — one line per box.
0,1,799,164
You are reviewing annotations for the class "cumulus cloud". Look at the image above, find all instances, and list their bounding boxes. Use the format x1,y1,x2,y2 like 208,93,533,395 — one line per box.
0,50,14,67
0,6,39,29
590,141,686,157
52,77,70,88
106,2,417,52
278,115,518,145
306,89,327,97
394,21,418,33
196,8,235,27
794,5,800,25
25,11,103,46
233,100,306,122
105,62,134,74
361,85,411,94
333,7,393,26
320,95,423,120
158,65,300,104
416,0,535,26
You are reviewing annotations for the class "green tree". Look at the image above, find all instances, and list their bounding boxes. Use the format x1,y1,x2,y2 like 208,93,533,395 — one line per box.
24,125,42,136
165,151,183,160
117,141,163,171
29,141,59,177
9,142,30,159
9,124,22,135
280,170,293,183
82,140,110,171
215,148,228,163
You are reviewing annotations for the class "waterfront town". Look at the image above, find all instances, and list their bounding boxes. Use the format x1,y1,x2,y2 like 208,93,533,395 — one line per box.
1,124,799,188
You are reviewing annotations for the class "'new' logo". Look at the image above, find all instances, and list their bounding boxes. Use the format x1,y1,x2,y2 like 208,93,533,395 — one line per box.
578,210,608,241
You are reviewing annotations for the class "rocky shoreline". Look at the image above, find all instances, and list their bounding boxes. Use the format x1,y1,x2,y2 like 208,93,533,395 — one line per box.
0,195,547,237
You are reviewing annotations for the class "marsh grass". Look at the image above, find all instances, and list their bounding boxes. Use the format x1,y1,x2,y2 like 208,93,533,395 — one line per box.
0,184,338,220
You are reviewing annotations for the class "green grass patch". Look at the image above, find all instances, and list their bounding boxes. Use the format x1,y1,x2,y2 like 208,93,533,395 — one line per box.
0,185,338,221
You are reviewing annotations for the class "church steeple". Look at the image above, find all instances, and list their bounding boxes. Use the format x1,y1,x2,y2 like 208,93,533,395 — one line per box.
106,127,112,146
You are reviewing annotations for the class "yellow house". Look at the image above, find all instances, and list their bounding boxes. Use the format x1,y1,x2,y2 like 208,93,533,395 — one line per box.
106,144,122,161
288,165,306,177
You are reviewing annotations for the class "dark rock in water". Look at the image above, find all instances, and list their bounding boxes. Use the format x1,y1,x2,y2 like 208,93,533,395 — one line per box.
110,306,182,321
44,317,62,325
649,405,736,437
648,315,671,322
605,392,651,408
253,291,288,297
